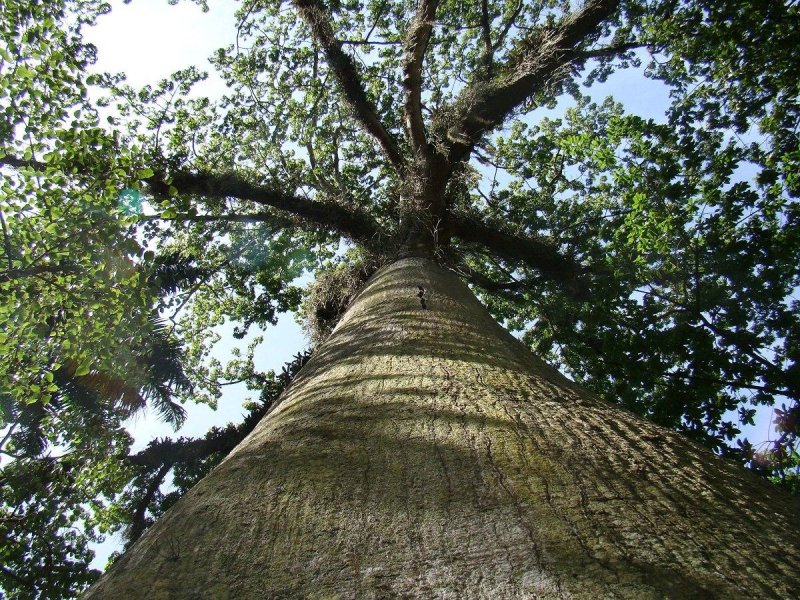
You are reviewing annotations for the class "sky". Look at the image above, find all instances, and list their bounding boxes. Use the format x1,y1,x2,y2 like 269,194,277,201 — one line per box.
88,0,234,92
80,0,776,568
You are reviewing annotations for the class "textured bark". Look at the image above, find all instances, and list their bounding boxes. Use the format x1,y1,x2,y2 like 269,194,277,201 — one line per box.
86,257,799,599
403,0,439,156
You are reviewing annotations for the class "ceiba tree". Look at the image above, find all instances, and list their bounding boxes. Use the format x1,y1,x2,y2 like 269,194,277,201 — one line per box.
1,0,799,597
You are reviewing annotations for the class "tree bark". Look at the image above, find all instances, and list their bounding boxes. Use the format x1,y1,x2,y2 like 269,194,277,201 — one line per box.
85,257,799,599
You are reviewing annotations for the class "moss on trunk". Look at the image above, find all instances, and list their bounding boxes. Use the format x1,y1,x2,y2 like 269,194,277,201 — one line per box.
86,257,800,599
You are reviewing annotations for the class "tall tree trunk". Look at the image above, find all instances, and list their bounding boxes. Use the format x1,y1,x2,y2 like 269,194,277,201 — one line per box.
86,257,799,599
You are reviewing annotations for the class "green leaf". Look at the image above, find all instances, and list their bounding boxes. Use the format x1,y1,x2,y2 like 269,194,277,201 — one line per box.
74,362,91,377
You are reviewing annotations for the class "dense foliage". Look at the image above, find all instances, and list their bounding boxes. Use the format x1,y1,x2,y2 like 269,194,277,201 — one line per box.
1,0,798,596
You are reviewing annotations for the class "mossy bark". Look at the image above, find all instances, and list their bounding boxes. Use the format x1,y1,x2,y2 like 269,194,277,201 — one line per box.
86,257,799,599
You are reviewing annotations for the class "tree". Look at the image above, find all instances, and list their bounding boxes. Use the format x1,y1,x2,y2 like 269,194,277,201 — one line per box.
1,0,799,597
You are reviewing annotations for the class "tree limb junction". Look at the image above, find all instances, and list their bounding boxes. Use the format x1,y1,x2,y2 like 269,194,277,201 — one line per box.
293,0,406,170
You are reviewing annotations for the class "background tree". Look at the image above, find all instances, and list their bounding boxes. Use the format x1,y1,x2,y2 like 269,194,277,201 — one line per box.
1,0,799,597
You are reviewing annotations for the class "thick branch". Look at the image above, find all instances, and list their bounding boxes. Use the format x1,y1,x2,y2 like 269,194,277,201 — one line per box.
479,0,494,74
402,0,439,156
1,155,384,246
456,262,530,298
293,0,405,170
450,214,587,298
0,155,46,170
130,350,312,470
0,565,32,587
151,171,383,244
127,462,172,545
0,208,16,271
439,0,619,164
339,39,401,46
129,430,241,470
0,264,80,284
577,41,646,60
140,213,276,225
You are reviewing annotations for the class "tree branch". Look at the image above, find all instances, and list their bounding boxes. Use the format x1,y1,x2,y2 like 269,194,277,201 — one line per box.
455,261,529,295
293,0,405,170
129,432,238,471
665,372,796,400
339,38,400,46
576,41,646,60
150,170,383,244
479,0,494,75
130,350,312,470
493,0,524,51
0,208,16,272
0,263,80,284
1,155,385,247
140,213,275,225
0,565,33,587
0,422,18,454
127,462,172,546
437,0,619,165
0,155,46,171
449,214,587,298
402,0,439,156
693,312,799,398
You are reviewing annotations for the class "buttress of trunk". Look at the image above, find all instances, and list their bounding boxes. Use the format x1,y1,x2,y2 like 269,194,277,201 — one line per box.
86,257,799,599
